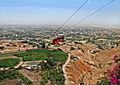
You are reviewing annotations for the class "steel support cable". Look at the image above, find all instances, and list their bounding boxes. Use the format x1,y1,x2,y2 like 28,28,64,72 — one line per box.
72,0,115,27
59,0,89,29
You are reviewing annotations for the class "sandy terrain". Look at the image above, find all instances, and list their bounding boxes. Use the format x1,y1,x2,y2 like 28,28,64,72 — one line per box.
60,43,120,85
19,69,41,85
0,40,33,54
0,79,19,85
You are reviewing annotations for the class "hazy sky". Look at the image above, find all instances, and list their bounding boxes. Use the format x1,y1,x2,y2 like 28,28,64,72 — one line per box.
0,0,119,26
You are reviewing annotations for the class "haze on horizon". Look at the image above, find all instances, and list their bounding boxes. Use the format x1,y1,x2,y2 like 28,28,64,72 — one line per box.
0,0,119,27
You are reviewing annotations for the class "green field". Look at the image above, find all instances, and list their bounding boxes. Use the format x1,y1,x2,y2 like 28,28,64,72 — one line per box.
0,51,26,57
0,58,20,67
0,49,68,85
0,52,15,57
14,49,68,62
0,48,67,65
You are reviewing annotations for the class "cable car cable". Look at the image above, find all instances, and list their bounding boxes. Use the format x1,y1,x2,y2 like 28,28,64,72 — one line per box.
59,0,89,29
72,0,115,27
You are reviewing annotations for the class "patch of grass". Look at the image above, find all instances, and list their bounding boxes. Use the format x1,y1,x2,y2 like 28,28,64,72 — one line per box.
0,52,15,57
50,50,67,62
0,51,26,57
0,58,20,67
14,49,67,62
23,53,48,61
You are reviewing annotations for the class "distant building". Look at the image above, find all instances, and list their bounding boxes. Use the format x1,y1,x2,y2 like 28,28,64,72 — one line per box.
21,61,43,70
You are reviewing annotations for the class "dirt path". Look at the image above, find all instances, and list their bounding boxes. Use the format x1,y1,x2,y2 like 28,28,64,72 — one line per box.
62,53,71,85
0,56,18,60
19,70,34,82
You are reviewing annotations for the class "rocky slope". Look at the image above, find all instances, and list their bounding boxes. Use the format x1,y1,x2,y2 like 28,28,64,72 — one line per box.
59,43,120,85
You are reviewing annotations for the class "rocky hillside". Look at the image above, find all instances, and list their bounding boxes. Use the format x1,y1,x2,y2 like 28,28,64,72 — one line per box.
59,43,120,85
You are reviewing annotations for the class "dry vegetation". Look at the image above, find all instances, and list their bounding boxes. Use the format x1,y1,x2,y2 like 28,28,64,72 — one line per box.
0,40,33,54
0,79,19,85
19,69,41,85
